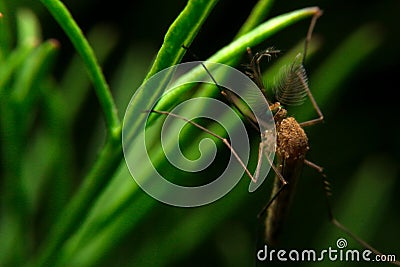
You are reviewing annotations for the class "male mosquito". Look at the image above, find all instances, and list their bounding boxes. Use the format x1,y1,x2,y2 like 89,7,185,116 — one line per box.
150,10,400,265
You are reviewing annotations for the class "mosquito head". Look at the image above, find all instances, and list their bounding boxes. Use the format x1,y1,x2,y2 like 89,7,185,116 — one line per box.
253,47,281,65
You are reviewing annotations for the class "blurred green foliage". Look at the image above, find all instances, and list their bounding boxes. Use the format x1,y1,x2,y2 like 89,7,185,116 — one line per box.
0,0,399,266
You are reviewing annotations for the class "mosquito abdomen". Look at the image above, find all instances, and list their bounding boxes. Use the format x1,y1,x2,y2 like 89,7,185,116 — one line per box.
265,117,309,245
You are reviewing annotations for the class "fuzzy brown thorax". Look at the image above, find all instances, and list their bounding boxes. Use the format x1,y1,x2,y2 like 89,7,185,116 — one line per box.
276,117,309,160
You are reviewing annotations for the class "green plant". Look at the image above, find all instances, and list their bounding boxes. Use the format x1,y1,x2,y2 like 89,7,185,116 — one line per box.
0,0,398,266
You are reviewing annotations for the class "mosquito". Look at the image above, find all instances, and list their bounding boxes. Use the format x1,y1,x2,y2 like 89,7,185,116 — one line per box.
150,10,400,265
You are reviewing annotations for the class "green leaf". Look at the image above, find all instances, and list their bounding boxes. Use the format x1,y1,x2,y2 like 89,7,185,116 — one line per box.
39,0,121,137
152,7,321,120
235,0,275,38
31,1,220,266
145,0,219,79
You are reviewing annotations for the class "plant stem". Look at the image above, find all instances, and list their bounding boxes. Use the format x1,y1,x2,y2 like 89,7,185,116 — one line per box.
32,136,123,267
235,0,275,38
32,0,221,266
39,0,121,137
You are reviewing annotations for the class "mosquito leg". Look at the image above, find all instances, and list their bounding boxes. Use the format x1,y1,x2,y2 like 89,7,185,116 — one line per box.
181,44,200,60
298,76,324,127
257,175,287,219
305,159,400,266
302,9,323,65
299,9,324,128
266,153,287,185
254,141,264,183
149,109,257,183
304,159,330,195
198,61,235,107
257,153,288,218
182,45,231,103
257,183,287,219
254,140,286,184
